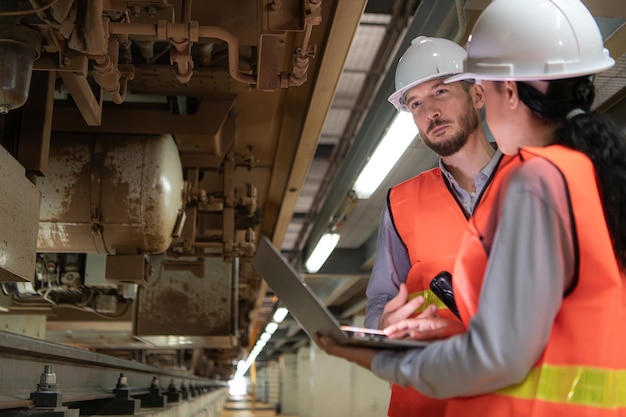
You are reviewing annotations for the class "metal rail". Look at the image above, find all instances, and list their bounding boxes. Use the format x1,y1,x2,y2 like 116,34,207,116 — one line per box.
0,331,228,415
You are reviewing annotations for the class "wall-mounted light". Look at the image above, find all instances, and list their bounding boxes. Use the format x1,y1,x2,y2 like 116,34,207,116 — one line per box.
304,232,340,273
352,111,418,199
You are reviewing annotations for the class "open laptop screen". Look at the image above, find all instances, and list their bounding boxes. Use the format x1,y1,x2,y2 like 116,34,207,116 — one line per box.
252,236,430,350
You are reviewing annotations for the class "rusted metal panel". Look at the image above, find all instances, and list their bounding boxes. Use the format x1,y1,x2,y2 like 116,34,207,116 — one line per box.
0,146,40,282
105,254,149,284
134,256,235,345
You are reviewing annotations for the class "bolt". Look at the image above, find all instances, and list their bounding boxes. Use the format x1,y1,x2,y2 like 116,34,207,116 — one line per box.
36,365,59,391
130,5,140,17
62,56,71,66
270,0,281,11
146,6,157,18
116,373,128,389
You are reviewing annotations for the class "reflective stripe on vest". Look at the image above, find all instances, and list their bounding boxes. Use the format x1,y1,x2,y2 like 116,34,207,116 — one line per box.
497,364,626,409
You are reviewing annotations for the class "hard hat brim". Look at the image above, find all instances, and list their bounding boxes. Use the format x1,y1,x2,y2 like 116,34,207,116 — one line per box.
389,73,459,112
445,57,615,84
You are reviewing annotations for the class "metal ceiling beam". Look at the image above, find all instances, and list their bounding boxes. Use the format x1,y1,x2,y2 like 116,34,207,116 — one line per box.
291,0,420,261
301,0,463,266
249,0,368,351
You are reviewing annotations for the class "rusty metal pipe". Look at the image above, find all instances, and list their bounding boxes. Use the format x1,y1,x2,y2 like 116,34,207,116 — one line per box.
168,0,194,83
108,22,255,85
284,0,322,87
92,38,124,103
181,0,192,24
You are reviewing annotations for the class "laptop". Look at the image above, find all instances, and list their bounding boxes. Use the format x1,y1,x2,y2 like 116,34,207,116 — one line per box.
252,236,431,350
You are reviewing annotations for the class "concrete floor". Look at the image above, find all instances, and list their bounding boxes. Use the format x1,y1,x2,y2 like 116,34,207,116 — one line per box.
220,396,298,417
220,395,298,417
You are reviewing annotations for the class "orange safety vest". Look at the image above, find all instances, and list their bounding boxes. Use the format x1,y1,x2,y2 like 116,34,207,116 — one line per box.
386,154,514,417
449,145,626,417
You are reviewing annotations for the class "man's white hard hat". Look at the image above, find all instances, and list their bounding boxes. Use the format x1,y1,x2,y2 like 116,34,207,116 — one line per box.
388,36,467,112
448,0,614,83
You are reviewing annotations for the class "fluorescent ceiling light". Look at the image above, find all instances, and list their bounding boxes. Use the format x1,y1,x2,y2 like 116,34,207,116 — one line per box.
265,322,278,334
353,111,418,199
305,233,340,273
272,307,289,323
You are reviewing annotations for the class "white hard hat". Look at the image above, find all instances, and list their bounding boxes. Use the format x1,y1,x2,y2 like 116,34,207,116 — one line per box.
388,36,467,112
448,0,615,83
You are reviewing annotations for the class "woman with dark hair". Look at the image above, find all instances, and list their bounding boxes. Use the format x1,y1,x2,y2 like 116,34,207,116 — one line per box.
316,1,626,416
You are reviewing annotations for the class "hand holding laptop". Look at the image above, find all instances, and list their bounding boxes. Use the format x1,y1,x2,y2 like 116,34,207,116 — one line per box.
315,333,378,371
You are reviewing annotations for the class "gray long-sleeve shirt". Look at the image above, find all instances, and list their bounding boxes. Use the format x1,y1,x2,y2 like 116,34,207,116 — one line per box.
370,157,574,398
365,150,502,329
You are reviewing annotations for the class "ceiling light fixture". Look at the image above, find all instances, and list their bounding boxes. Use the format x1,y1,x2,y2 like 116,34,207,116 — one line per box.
304,232,340,273
265,322,278,334
352,111,418,199
234,308,288,378
272,307,289,323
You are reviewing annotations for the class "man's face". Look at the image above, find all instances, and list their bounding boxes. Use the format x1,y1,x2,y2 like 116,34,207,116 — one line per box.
404,79,481,156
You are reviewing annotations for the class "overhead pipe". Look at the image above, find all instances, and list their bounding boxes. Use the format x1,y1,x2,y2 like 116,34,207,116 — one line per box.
169,0,194,83
237,184,258,217
92,37,125,103
108,21,255,85
281,0,322,88
78,1,130,103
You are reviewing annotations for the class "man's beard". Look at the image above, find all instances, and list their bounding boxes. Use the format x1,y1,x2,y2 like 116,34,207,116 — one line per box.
420,105,481,157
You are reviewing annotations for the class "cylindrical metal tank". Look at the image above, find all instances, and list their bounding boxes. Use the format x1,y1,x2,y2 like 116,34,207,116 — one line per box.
37,134,186,254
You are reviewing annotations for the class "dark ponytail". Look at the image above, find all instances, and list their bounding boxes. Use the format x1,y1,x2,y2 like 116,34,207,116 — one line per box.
555,112,626,272
517,76,626,271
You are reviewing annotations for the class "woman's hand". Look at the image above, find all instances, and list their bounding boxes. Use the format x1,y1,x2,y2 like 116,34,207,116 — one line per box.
379,283,438,328
384,317,465,340
314,335,379,370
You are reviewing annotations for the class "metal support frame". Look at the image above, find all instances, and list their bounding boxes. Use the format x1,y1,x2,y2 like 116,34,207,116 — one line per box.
58,72,103,126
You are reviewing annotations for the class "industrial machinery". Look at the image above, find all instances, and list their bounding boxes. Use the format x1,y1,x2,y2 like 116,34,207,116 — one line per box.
0,0,353,387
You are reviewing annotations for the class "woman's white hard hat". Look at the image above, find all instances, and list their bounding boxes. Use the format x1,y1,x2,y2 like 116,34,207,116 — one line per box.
448,0,614,83
388,36,466,112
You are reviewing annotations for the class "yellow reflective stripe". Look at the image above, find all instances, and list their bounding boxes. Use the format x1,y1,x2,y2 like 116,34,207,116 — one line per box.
497,365,626,409
408,289,448,312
